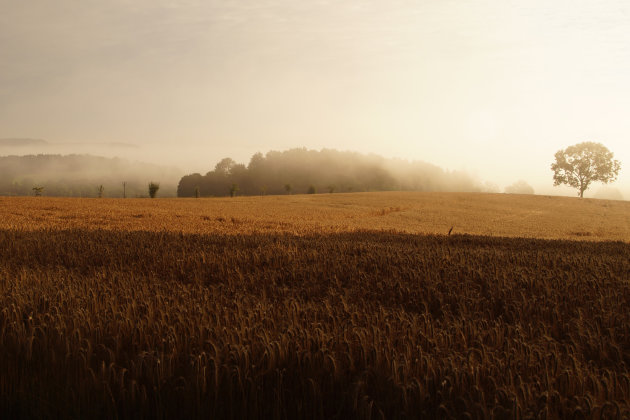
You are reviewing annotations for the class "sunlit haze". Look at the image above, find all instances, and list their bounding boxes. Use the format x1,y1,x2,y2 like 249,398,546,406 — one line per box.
2,0,629,197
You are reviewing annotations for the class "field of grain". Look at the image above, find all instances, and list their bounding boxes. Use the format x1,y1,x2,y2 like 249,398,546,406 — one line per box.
2,192,630,241
0,192,629,419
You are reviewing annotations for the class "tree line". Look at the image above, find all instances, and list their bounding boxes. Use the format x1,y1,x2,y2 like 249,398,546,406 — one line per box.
0,154,180,197
177,148,480,197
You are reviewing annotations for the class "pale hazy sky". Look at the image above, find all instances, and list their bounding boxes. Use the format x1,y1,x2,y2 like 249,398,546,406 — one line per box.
1,0,629,196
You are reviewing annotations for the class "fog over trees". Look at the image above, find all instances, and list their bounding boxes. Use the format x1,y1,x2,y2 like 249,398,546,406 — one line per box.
178,148,479,197
0,154,181,197
504,180,535,195
0,148,548,199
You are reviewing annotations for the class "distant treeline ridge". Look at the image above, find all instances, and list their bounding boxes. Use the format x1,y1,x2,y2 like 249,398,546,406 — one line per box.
178,148,479,197
0,154,181,197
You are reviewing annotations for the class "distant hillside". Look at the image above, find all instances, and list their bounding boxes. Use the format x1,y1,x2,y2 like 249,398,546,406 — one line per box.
0,138,48,147
0,138,139,152
0,154,182,197
178,148,479,197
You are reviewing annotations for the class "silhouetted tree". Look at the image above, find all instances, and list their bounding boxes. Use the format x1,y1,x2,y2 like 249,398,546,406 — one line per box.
148,182,160,198
551,142,620,198
178,173,203,197
97,185,104,198
32,186,43,196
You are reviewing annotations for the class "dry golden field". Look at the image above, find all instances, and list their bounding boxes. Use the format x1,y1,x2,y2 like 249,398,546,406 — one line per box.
1,192,629,240
0,192,629,419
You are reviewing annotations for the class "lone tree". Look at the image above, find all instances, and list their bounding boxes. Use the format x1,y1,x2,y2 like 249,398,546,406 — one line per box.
551,142,620,198
32,186,44,196
148,182,160,198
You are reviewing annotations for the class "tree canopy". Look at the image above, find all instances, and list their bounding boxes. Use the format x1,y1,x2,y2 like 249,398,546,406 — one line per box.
551,142,620,198
177,148,479,197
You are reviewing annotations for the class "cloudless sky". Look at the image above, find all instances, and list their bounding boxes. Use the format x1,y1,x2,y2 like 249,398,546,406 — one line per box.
1,0,629,196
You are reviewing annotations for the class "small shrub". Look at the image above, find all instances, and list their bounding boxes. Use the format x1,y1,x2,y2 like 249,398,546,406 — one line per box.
229,184,239,197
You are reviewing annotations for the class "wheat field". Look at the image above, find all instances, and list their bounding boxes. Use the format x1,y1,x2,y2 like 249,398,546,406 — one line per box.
2,192,629,240
0,192,629,419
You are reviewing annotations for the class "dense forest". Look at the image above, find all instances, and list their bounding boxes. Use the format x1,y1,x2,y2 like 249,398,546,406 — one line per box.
178,148,479,197
0,154,181,197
